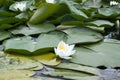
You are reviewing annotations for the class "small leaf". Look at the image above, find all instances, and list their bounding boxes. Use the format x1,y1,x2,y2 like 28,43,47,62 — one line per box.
0,24,13,30
88,20,114,27
0,31,11,41
0,17,21,25
83,0,102,8
33,53,61,65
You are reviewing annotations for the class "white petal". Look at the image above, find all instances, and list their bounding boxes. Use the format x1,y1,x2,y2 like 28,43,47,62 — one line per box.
46,0,55,3
54,48,58,55
110,1,119,6
57,41,66,48
68,45,75,51
58,51,67,57
70,50,76,55
57,41,67,51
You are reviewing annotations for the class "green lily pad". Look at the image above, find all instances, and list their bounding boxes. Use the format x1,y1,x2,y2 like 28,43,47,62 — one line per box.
0,11,16,17
43,70,99,80
0,70,35,80
40,77,61,80
29,3,60,24
0,17,21,25
10,23,55,35
0,52,43,70
88,20,114,27
98,7,120,17
58,0,88,18
9,77,42,80
83,0,102,8
4,31,67,55
70,39,120,67
63,27,103,44
0,31,11,41
33,53,61,65
56,63,100,75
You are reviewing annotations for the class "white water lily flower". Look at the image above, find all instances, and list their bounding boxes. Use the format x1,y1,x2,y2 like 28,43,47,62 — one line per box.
14,1,27,11
46,0,55,3
110,1,119,6
54,41,76,59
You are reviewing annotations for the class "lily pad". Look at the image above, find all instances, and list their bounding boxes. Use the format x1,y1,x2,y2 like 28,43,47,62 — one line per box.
0,31,11,41
63,27,103,44
0,52,43,70
56,63,100,75
70,39,120,67
88,20,114,27
10,77,42,80
0,70,35,80
33,53,61,66
58,0,88,18
10,23,55,36
4,31,67,55
42,70,99,80
29,3,60,24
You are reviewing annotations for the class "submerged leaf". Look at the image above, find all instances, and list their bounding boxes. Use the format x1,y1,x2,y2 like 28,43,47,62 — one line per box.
0,70,35,80
6,54,43,70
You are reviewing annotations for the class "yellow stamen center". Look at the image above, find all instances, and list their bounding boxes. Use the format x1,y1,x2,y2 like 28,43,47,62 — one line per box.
58,43,67,51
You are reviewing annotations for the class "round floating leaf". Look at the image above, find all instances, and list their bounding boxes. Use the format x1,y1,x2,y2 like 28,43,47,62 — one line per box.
70,39,120,67
10,77,42,80
0,51,43,70
98,7,120,17
83,0,102,8
56,63,100,75
0,11,16,17
4,36,35,54
59,0,88,18
0,70,35,80
35,31,67,51
33,53,61,65
4,31,67,55
6,54,43,70
0,17,21,25
88,20,114,27
10,23,55,35
43,70,99,80
0,31,11,41
63,27,103,44
41,77,61,80
29,3,60,24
